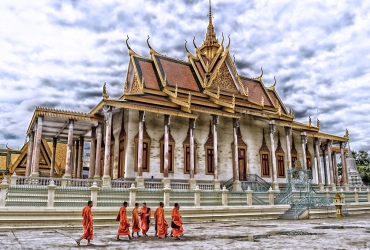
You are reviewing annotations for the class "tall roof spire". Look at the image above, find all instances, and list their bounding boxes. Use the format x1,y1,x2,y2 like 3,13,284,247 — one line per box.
204,0,217,46
208,0,212,26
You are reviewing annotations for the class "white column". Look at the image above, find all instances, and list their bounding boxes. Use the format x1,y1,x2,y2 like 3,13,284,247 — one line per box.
89,127,96,179
102,106,112,188
94,124,102,180
315,138,324,191
31,116,43,177
64,119,74,178
340,142,349,191
285,127,292,169
327,140,335,191
77,136,84,179
163,115,170,178
25,132,34,177
232,118,242,191
136,111,145,189
300,132,307,170
188,118,196,190
269,121,278,190
50,138,57,177
212,115,220,191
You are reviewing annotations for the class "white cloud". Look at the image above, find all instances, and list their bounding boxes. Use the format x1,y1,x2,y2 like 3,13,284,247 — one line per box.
0,0,369,152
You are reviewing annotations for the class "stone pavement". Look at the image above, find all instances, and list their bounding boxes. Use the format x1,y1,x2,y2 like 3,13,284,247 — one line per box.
0,214,369,249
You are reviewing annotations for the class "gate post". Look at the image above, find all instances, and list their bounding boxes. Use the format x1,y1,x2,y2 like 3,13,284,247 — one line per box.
129,183,137,207
0,179,9,207
246,186,253,206
354,188,359,203
268,187,274,205
194,186,201,206
222,186,229,206
163,184,171,207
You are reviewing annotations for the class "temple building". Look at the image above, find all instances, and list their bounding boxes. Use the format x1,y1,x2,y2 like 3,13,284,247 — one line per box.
5,3,350,191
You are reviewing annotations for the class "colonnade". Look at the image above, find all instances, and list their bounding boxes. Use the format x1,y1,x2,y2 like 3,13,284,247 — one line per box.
24,107,349,192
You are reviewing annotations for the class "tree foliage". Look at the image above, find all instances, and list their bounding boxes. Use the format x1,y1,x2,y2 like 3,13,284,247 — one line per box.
352,150,370,185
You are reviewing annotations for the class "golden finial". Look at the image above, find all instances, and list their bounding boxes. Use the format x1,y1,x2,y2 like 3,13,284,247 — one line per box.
221,33,224,46
227,34,231,49
308,116,312,127
193,36,198,49
125,35,131,50
103,82,109,99
184,40,190,53
147,35,153,49
233,54,236,64
290,108,295,118
316,118,320,129
261,96,264,107
272,76,276,88
344,128,349,138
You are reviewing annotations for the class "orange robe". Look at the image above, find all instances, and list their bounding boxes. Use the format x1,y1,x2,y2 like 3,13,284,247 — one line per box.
131,207,140,233
81,206,94,240
140,207,151,234
155,206,168,238
117,206,130,236
171,207,183,237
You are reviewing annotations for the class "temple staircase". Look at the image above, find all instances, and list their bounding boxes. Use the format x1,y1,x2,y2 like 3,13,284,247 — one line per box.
221,174,271,192
278,206,296,220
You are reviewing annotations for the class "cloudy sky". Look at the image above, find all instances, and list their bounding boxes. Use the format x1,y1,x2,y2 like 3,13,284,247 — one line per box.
1,0,370,151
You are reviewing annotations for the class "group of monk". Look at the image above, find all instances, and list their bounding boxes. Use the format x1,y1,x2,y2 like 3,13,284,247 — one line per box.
76,201,184,246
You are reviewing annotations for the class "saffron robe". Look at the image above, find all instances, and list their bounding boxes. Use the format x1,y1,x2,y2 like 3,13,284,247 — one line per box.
117,206,130,236
155,206,168,238
81,205,94,240
140,207,151,234
171,207,184,237
132,207,141,233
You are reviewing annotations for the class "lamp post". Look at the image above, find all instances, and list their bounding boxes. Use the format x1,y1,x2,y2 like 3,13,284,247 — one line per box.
333,192,345,218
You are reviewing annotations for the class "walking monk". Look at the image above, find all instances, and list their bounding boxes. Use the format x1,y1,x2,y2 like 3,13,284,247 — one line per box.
76,201,94,246
117,201,133,240
155,202,168,239
140,202,151,236
131,203,141,238
171,203,184,240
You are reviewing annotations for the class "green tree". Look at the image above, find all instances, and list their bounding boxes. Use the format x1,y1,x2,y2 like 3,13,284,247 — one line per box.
351,150,370,185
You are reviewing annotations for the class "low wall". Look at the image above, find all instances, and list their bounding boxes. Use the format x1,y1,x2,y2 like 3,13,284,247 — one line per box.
0,205,290,229
303,202,370,219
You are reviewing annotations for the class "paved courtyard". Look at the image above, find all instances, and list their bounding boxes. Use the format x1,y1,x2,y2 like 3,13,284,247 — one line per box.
0,214,369,249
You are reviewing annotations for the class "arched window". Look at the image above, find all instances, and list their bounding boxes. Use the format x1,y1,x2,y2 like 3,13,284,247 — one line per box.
275,132,285,178
259,129,270,177
160,132,175,173
204,122,214,175
134,123,151,172
183,129,196,174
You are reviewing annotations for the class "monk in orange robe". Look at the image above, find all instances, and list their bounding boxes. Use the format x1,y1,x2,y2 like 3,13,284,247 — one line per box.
76,201,94,246
140,202,151,236
171,203,184,240
156,202,168,239
131,203,141,238
117,201,133,240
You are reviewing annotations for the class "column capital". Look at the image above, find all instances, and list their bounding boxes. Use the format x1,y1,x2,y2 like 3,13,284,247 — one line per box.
37,116,43,126
326,139,333,147
233,118,240,128
103,105,112,122
212,115,219,126
340,141,347,149
138,110,145,122
164,114,171,126
189,118,196,130
269,123,276,134
315,137,321,146
301,132,307,144
285,126,292,136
